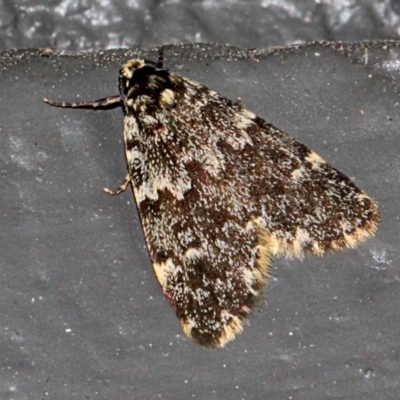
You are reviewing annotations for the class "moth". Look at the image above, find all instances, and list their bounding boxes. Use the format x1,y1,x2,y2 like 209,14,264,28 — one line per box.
44,49,380,347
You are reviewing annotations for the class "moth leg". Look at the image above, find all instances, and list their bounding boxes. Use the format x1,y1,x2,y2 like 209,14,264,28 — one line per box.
104,173,131,195
235,97,243,108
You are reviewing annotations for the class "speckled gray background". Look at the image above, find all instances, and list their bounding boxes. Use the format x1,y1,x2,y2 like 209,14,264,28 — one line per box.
0,2,399,400
1,0,400,51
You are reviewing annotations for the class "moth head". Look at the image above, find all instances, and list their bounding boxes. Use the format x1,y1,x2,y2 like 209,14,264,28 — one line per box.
119,59,178,111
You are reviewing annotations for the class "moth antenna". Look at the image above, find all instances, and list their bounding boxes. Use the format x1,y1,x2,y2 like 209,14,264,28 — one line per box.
157,46,164,68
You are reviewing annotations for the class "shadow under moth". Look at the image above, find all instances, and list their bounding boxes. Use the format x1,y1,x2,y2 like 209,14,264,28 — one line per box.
44,49,380,348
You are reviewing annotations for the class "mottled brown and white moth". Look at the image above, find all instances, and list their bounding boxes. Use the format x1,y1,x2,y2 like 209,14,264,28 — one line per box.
45,50,380,347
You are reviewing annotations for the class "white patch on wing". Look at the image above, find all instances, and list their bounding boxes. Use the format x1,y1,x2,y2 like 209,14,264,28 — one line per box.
153,258,182,287
183,247,203,261
305,150,326,170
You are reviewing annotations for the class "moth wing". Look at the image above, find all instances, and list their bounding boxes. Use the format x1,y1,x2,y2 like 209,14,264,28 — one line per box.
130,144,270,347
221,112,380,258
126,71,379,347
